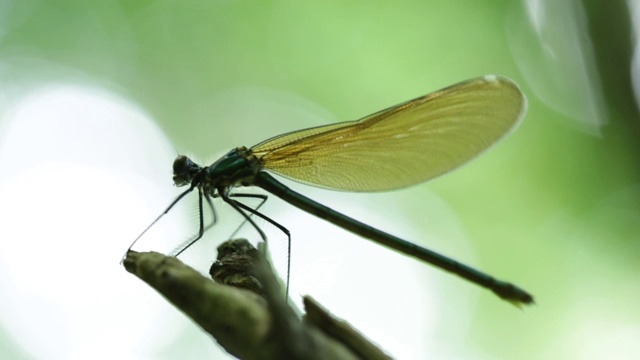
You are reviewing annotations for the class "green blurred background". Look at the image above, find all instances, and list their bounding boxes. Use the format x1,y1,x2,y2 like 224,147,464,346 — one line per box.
0,0,638,359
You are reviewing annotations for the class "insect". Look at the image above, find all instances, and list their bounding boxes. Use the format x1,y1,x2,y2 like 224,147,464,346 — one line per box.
126,75,533,306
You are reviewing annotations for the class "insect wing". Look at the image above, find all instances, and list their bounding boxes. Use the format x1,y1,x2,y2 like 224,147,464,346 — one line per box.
251,76,526,192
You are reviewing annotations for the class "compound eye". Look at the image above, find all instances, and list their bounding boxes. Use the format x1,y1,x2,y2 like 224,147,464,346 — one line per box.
173,155,190,174
172,155,199,187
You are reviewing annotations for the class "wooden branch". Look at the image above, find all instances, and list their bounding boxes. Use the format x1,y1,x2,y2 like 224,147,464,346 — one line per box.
123,239,392,359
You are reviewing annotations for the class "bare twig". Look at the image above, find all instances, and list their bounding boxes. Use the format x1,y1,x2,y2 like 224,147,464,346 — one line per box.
123,239,390,359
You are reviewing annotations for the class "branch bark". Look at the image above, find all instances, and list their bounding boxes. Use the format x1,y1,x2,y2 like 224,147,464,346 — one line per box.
123,239,392,360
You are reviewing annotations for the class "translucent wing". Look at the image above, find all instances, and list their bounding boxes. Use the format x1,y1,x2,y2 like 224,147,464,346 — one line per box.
250,75,526,192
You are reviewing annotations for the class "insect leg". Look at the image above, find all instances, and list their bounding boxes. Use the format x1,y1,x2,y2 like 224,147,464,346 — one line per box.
170,187,216,257
227,193,268,239
122,185,196,262
221,192,292,296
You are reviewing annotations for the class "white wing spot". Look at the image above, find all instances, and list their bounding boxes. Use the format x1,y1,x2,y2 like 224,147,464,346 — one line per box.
484,74,498,83
393,133,410,139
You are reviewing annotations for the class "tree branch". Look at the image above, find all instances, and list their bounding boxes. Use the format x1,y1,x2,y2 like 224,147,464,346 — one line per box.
123,239,391,359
